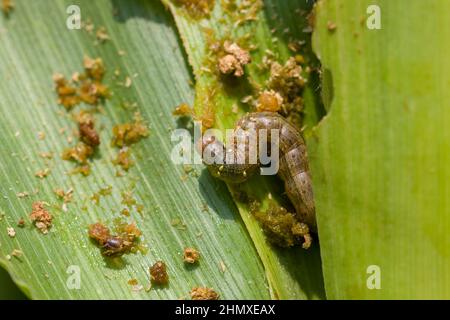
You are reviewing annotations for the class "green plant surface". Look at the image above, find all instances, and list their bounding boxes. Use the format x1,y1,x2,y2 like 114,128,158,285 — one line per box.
163,0,325,299
0,0,271,299
311,0,450,299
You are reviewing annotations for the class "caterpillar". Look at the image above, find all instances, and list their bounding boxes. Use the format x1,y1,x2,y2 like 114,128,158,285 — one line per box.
199,112,316,231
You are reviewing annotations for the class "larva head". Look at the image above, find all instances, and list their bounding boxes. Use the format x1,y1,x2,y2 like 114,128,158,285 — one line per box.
198,134,258,184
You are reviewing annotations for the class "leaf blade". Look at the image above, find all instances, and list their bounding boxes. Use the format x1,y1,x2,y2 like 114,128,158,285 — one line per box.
0,0,270,299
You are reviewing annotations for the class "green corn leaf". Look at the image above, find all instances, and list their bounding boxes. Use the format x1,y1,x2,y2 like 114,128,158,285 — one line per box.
0,0,272,299
311,0,450,299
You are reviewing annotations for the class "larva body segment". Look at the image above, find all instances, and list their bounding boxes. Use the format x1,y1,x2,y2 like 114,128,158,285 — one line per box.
238,112,316,230
200,112,316,231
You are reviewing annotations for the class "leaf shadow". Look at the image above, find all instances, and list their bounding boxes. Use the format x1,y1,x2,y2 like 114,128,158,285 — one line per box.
198,169,243,222
103,256,128,270
271,239,326,300
183,262,199,272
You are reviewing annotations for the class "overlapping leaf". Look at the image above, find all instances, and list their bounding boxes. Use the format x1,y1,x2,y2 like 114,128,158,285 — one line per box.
163,0,325,299
311,0,450,299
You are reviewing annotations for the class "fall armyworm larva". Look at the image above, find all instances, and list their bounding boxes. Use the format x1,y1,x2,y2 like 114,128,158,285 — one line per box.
200,112,316,231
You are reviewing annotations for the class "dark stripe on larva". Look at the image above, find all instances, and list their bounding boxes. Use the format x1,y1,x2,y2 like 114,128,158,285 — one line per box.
200,112,316,231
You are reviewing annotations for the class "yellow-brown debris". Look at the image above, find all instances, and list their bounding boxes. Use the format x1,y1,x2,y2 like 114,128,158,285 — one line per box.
61,112,100,175
254,205,312,249
256,90,283,112
53,56,110,109
90,186,112,205
118,222,142,239
327,21,337,32
172,103,193,116
190,287,219,300
53,73,80,110
30,201,53,234
83,19,95,34
7,227,15,238
1,0,14,16
174,0,215,20
39,152,54,159
83,56,105,81
121,208,130,217
62,142,94,164
88,221,142,257
222,0,262,26
112,147,134,171
17,218,25,228
78,80,109,105
11,249,22,259
218,41,251,77
77,112,100,147
183,247,200,264
111,112,149,148
70,164,91,176
266,57,306,117
149,261,169,285
35,168,50,179
269,57,306,93
88,222,110,245
121,190,137,207
96,26,110,43
54,188,74,203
